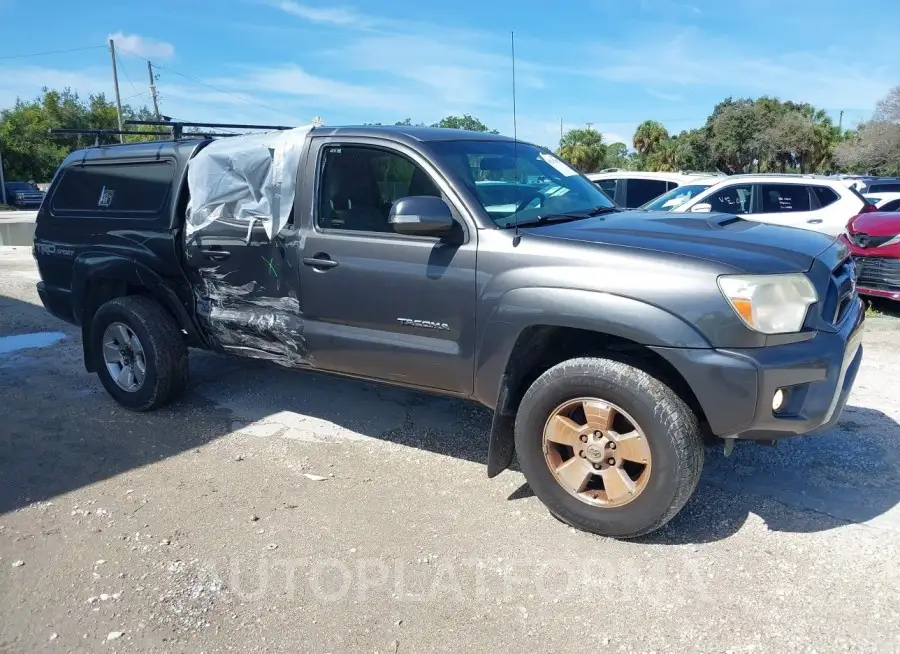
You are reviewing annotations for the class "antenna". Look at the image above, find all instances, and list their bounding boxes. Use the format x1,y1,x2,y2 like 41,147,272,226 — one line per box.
511,30,521,245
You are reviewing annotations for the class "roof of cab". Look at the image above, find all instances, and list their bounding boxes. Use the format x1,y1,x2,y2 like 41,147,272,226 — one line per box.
315,125,517,143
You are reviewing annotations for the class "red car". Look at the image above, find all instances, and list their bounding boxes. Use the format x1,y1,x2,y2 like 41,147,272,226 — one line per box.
840,210,900,300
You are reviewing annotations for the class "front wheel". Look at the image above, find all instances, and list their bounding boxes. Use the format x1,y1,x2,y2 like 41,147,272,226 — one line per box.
514,357,704,539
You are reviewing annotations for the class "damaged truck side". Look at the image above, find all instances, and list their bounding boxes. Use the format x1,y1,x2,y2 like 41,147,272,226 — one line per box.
33,125,865,539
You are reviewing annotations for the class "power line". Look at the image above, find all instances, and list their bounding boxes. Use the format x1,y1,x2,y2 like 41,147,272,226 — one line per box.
0,45,105,61
114,45,297,121
115,52,140,98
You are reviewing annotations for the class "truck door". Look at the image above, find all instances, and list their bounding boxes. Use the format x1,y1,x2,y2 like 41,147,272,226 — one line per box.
182,215,309,367
295,138,478,395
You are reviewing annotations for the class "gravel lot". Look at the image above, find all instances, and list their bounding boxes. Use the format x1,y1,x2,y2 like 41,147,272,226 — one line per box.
1,245,899,653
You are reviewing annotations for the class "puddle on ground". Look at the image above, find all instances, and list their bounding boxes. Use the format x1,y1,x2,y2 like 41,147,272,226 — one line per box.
0,222,35,246
0,332,65,355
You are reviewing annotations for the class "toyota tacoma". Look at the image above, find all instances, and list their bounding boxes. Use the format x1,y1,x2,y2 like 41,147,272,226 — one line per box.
33,123,864,539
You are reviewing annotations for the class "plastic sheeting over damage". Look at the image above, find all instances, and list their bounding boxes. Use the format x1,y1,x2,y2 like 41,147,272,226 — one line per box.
185,126,314,240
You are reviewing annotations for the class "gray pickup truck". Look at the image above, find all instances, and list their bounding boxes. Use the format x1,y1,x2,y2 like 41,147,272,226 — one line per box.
33,123,864,539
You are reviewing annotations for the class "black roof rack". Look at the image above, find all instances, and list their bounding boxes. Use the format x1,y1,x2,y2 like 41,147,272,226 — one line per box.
125,119,293,140
49,128,172,146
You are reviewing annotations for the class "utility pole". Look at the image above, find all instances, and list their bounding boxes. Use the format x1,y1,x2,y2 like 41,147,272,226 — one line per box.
147,61,160,121
0,147,7,206
108,38,124,142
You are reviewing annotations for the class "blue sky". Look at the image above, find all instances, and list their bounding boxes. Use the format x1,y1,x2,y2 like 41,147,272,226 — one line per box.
1,0,897,147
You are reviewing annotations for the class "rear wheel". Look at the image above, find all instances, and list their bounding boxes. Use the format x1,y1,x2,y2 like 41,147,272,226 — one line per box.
514,357,704,539
91,296,188,411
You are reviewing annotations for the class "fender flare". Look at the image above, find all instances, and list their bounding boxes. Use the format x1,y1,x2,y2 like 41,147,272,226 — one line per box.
477,287,711,477
71,253,201,371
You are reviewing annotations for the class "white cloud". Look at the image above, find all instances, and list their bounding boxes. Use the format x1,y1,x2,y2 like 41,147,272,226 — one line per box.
270,1,369,28
108,32,175,60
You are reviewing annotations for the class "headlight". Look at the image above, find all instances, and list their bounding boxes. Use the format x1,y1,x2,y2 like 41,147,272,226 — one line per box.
717,273,818,334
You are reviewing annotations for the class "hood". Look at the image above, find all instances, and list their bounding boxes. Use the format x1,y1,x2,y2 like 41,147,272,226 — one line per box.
524,211,837,274
847,211,900,237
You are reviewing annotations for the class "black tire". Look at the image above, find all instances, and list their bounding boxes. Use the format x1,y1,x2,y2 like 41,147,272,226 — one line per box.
91,296,189,411
514,357,704,539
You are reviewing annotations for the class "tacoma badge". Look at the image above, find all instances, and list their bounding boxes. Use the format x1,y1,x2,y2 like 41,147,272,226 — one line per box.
397,318,450,331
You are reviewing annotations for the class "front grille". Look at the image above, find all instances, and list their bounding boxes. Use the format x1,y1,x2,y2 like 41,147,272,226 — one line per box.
852,255,900,292
825,257,856,324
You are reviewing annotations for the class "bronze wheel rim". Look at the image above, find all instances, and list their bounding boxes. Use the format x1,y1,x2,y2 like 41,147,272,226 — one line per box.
541,397,651,508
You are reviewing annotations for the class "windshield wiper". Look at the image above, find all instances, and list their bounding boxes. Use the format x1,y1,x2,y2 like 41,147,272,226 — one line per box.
510,205,620,228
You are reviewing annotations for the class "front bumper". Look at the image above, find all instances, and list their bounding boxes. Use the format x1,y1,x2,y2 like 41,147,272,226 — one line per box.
651,297,865,440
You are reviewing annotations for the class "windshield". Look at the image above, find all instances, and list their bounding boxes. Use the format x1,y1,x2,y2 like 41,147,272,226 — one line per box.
640,184,712,211
427,140,616,227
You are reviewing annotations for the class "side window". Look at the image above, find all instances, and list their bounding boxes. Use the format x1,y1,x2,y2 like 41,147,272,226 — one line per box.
811,185,839,209
882,199,900,212
595,179,617,201
705,184,752,214
759,184,811,213
50,161,174,216
317,145,441,233
625,179,668,207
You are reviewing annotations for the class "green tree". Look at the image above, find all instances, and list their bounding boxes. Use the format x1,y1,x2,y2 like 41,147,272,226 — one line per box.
432,114,498,133
646,138,679,172
0,87,158,181
557,125,606,173
601,142,629,169
672,128,714,172
632,120,669,159
835,86,900,175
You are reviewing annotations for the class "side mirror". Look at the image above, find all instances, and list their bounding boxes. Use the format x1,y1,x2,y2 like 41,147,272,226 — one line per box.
389,196,455,236
690,202,712,213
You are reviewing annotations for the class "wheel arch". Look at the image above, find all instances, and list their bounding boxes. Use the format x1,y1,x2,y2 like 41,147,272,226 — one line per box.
478,287,711,478
72,254,200,373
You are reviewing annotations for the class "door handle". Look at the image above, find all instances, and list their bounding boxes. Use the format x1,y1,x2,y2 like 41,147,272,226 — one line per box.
302,255,339,270
201,248,231,261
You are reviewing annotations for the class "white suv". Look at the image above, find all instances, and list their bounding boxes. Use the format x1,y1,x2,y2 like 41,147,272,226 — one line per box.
585,170,725,209
655,174,871,237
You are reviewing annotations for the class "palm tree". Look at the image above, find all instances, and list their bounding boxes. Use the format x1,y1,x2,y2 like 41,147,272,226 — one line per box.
558,125,607,173
632,120,670,158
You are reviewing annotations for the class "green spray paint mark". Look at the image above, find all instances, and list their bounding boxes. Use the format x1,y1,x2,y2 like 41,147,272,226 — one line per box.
262,256,277,276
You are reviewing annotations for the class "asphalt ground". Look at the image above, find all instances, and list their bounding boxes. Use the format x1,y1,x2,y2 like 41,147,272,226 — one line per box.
1,245,899,653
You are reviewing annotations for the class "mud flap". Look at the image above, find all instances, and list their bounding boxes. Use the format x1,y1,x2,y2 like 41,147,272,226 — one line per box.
487,376,516,477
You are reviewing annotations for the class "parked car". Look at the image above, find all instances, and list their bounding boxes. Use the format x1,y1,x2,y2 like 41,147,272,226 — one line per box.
3,181,45,208
860,178,900,194
840,211,900,301
585,170,725,209
863,192,900,212
33,124,864,539
666,174,874,236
